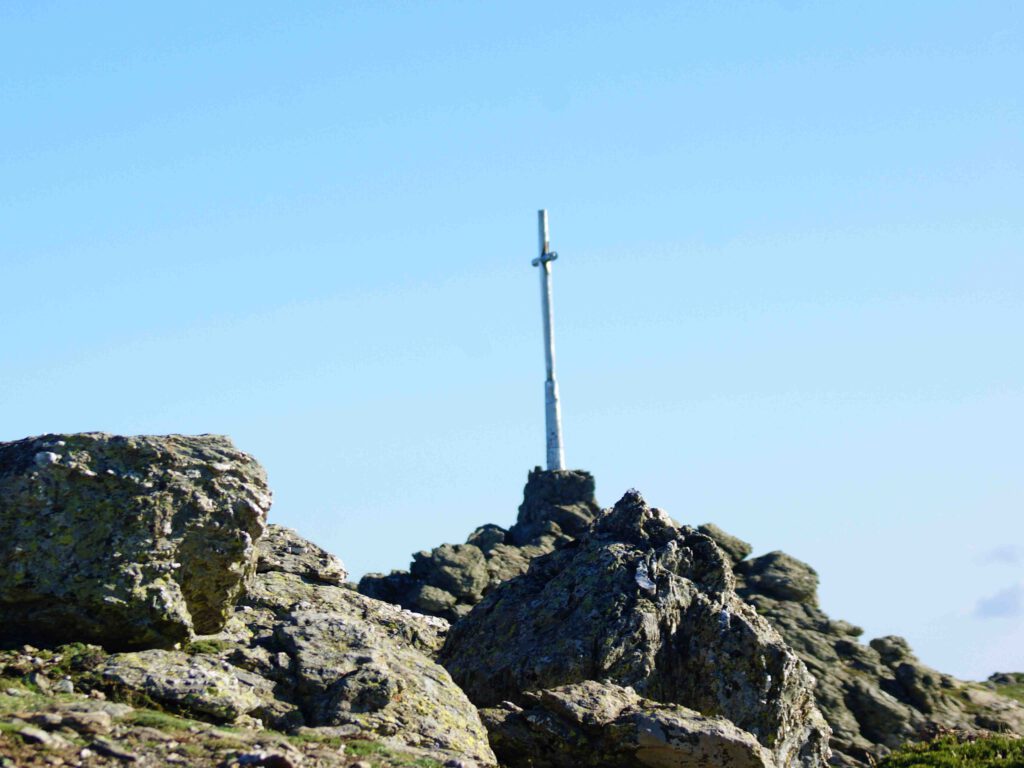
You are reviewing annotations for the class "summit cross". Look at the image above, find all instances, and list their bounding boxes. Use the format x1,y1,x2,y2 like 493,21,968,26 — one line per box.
532,209,566,471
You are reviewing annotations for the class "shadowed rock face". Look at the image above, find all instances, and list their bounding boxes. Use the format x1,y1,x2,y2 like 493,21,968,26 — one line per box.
0,433,269,650
440,491,832,768
359,468,601,620
482,680,777,768
732,554,1024,765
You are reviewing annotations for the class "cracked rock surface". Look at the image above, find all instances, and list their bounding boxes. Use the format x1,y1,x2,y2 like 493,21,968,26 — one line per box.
481,680,778,768
440,490,832,768
0,433,269,650
358,468,600,621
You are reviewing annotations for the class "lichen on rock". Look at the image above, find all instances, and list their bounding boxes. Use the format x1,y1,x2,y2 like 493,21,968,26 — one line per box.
0,433,270,650
440,489,832,768
358,468,601,621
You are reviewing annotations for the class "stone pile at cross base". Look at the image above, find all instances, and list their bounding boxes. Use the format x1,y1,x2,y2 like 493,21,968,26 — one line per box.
0,434,1021,768
359,467,603,621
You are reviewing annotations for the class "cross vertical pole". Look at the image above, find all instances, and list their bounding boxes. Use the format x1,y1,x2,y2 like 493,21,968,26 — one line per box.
533,209,566,471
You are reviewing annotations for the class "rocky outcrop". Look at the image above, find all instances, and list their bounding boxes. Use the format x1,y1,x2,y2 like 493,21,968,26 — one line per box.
366,467,1023,766
93,523,496,764
0,524,494,764
0,433,269,650
483,680,777,768
440,490,832,768
0,643,456,768
732,547,1024,765
359,468,600,620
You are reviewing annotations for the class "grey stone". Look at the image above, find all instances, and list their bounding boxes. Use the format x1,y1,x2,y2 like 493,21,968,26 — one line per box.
698,522,753,564
0,433,269,649
100,649,282,723
257,524,347,585
358,469,600,621
737,551,819,604
441,491,831,768
481,680,777,768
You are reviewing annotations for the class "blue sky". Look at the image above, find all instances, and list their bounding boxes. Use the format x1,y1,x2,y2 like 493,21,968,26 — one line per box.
1,2,1021,679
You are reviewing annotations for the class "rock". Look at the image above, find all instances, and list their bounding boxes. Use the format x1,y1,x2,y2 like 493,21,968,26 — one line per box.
737,551,819,604
240,569,494,764
731,535,1024,764
163,528,495,764
466,524,508,554
507,468,602,544
988,672,1024,688
869,635,913,666
410,543,489,602
28,670,52,693
698,522,753,564
100,648,284,723
482,680,776,768
0,433,269,649
18,725,71,749
441,490,831,768
358,468,600,621
233,751,298,768
90,736,139,762
257,525,348,585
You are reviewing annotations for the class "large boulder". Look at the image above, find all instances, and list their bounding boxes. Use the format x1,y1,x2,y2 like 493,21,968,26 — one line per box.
482,680,776,768
0,433,269,650
359,468,601,620
440,490,831,768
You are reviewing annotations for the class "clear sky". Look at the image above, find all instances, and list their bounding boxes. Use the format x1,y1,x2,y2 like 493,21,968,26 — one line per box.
1,2,1021,680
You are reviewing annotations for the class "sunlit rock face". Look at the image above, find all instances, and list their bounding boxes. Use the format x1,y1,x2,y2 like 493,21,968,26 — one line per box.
0,433,269,649
440,490,832,768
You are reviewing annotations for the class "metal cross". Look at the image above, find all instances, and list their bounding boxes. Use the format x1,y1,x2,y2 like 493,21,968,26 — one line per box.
532,209,566,471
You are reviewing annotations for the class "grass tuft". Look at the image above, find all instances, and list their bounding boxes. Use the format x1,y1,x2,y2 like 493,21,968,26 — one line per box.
879,735,1024,767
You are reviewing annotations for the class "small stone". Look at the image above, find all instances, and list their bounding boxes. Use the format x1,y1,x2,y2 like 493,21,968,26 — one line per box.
19,726,71,749
60,711,113,735
34,451,61,466
91,736,138,762
28,670,52,693
5,687,26,696
55,678,74,694
348,762,372,768
235,752,299,768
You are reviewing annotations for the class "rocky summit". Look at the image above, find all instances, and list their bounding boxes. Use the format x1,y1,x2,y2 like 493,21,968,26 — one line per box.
440,490,832,768
0,433,1021,768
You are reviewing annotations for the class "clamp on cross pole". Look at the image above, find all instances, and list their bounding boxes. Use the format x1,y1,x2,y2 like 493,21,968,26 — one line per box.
532,251,558,267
